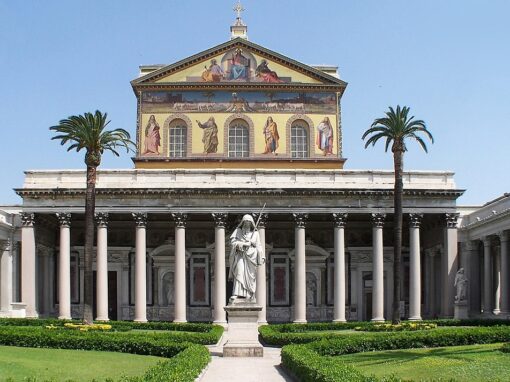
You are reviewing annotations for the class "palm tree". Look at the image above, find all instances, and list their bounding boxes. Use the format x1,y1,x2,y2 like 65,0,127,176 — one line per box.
362,105,433,324
50,110,134,324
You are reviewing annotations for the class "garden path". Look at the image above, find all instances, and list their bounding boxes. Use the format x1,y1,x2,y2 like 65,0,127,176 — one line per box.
199,332,292,382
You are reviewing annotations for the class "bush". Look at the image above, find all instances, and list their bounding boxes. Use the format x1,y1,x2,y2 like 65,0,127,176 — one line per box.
501,343,510,353
0,318,223,345
0,326,210,382
355,322,437,332
281,326,510,382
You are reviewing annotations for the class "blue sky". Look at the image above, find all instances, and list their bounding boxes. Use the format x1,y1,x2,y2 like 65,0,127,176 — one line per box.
1,0,508,205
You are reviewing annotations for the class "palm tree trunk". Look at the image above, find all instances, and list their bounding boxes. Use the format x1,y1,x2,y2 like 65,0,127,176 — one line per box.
83,165,96,324
392,150,404,324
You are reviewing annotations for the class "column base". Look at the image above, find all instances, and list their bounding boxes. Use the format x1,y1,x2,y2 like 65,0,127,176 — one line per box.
408,316,422,321
293,319,307,324
493,309,501,315
333,318,347,323
173,319,187,323
134,318,148,323
95,317,109,322
371,317,385,322
58,315,72,320
213,320,228,328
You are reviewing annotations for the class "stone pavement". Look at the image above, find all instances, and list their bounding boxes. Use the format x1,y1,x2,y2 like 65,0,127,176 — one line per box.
199,332,293,382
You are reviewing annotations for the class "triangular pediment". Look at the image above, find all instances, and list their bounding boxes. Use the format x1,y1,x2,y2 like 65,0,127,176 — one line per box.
132,38,346,88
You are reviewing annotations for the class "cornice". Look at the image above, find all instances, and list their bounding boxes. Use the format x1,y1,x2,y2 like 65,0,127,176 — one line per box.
15,187,465,199
132,82,345,93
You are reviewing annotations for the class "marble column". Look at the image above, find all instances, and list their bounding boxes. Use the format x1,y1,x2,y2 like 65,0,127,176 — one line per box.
255,213,268,324
95,213,109,321
293,213,308,323
409,213,423,321
0,239,13,313
133,213,147,322
500,231,509,314
56,213,72,320
212,213,227,325
482,236,492,314
20,212,38,318
494,248,501,314
371,213,385,322
172,213,187,323
332,213,347,322
441,213,458,318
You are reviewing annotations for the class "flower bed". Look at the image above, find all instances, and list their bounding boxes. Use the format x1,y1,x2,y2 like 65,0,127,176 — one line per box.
354,322,437,332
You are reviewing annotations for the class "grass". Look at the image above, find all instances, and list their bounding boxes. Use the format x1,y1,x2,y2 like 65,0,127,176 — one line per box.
0,345,165,381
338,343,510,382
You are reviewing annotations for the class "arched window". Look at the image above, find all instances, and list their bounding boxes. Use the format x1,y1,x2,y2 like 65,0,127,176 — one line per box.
169,119,187,158
228,119,249,158
290,121,309,158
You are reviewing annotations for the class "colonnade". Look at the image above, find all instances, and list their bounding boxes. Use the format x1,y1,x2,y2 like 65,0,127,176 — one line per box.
16,211,460,322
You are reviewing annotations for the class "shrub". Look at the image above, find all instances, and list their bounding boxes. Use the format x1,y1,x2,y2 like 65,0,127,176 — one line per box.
0,326,210,382
501,343,510,353
281,326,510,382
355,322,437,332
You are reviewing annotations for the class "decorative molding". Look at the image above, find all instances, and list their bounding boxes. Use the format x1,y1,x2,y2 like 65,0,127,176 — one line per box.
56,212,72,227
409,213,423,228
212,213,228,228
0,239,10,252
445,213,459,228
254,213,269,229
94,212,109,227
292,213,308,228
132,213,148,228
20,212,35,227
172,213,188,228
371,213,386,228
332,213,348,228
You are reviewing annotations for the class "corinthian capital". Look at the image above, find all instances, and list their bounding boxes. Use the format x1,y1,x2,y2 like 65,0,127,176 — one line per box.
371,213,386,228
212,213,228,228
56,213,72,227
94,212,109,227
445,213,459,228
172,213,188,228
20,212,35,227
409,213,423,228
332,213,348,228
292,213,308,228
132,213,147,228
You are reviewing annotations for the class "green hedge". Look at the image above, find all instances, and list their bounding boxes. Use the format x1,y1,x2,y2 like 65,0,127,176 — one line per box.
501,343,510,353
0,318,223,345
0,326,210,382
281,326,510,382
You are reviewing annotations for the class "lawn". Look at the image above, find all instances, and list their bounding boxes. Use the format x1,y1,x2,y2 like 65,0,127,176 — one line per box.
339,343,510,382
0,345,165,381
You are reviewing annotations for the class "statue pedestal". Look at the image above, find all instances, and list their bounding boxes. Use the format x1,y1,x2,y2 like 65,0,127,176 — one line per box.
454,301,469,320
223,300,263,357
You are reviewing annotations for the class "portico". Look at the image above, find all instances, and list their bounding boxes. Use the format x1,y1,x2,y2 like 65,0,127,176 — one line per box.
7,168,463,322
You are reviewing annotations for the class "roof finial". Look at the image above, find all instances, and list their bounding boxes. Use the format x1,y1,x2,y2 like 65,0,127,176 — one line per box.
231,1,248,40
233,1,244,19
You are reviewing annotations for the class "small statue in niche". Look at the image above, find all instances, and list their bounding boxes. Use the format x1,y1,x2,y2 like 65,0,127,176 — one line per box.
163,272,174,306
454,268,468,302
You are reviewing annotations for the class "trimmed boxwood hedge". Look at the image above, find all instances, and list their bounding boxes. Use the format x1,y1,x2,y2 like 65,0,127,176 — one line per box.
0,318,223,345
501,342,510,353
0,326,210,382
259,320,510,346
281,326,510,382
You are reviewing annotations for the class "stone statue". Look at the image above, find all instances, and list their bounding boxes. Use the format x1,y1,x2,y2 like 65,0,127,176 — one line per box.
228,214,263,302
454,267,468,302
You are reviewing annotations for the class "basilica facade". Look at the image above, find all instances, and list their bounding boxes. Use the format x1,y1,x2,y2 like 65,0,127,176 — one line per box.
1,17,506,324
